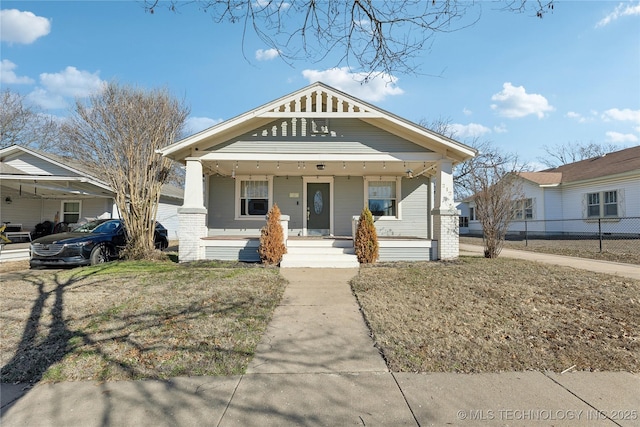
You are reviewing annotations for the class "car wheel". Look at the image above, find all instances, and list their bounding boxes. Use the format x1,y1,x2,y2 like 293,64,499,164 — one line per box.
156,239,168,251
90,244,109,265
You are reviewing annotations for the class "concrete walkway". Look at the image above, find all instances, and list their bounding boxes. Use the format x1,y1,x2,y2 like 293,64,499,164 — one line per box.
2,268,639,426
460,243,640,280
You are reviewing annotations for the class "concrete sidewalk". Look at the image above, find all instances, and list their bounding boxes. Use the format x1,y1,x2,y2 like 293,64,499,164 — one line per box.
460,243,640,280
2,268,639,426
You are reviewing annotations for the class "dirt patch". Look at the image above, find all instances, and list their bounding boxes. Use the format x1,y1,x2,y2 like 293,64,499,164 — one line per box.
351,258,640,373
1,261,286,383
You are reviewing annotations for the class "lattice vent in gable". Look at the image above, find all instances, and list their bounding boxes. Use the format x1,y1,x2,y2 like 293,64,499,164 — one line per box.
268,89,368,114
251,118,337,138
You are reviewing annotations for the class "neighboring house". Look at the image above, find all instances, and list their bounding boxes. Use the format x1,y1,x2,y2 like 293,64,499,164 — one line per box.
459,145,640,237
158,82,476,266
0,145,183,242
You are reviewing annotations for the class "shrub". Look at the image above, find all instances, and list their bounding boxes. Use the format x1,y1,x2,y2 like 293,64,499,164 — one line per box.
259,204,287,265
354,207,379,264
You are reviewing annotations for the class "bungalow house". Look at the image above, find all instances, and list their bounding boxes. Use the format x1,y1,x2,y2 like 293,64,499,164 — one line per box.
459,145,640,237
158,82,476,267
0,145,183,249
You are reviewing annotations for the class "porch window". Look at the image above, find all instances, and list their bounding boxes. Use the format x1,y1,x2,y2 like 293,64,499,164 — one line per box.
366,180,398,217
237,178,271,218
469,206,476,221
62,201,81,223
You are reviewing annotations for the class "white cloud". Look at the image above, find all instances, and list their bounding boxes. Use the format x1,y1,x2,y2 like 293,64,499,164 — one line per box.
255,48,280,61
493,123,508,134
449,123,491,139
0,59,33,84
26,87,67,110
462,107,472,116
39,66,104,97
490,82,554,119
605,131,639,143
596,2,640,28
185,116,223,134
27,66,105,109
0,9,51,44
601,108,640,124
301,67,404,102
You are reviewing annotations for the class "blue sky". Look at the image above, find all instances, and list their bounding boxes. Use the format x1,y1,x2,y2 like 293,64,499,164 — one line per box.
1,1,639,168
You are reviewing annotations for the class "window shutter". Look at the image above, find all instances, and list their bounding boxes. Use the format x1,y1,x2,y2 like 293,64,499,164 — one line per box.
581,193,588,219
618,189,626,217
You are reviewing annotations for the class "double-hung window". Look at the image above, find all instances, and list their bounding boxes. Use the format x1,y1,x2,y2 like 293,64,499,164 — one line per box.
366,179,400,218
587,190,618,218
512,198,534,220
237,178,271,218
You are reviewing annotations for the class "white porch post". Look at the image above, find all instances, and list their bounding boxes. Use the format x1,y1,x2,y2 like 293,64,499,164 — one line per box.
432,160,459,260
178,157,207,262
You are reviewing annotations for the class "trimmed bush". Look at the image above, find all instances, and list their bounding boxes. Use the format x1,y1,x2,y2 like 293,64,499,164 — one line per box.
354,207,379,264
259,204,287,265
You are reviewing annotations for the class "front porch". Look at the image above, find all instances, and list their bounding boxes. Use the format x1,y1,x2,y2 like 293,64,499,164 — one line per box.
199,234,436,268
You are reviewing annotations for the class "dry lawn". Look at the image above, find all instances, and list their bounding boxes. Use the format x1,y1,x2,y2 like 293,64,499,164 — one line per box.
351,258,640,374
1,261,286,383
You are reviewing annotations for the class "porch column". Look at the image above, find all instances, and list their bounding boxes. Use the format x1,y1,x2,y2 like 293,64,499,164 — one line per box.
432,160,459,260
178,157,207,262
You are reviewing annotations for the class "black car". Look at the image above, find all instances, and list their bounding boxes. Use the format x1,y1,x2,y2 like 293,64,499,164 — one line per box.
30,219,169,268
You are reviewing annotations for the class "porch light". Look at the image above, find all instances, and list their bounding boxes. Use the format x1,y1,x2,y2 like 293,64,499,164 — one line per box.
406,169,414,179
5,196,12,204
316,164,325,170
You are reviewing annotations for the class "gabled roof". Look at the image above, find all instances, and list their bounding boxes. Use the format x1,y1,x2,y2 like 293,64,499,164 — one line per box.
518,145,640,186
159,81,476,163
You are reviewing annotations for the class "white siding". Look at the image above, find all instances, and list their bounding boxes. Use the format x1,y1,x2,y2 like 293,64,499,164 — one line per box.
6,152,82,177
157,198,182,241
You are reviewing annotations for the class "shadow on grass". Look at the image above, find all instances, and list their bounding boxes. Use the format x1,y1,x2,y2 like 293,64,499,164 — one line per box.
0,263,283,423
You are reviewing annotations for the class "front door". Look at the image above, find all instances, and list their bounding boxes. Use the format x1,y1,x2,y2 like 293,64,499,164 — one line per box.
306,182,330,236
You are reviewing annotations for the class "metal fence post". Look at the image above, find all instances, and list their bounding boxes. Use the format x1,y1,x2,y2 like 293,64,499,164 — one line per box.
598,218,603,253
525,220,528,247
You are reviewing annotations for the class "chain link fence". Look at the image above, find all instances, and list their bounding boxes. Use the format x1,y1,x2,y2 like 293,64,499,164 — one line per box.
463,217,640,264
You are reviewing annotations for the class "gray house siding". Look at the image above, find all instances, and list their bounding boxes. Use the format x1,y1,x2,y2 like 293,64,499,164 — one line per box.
373,176,430,238
208,118,434,155
273,176,303,235
207,175,264,235
206,174,433,239
204,239,260,262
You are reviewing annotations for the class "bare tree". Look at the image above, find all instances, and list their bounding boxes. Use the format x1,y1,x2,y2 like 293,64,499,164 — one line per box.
456,140,526,258
61,82,190,260
538,141,623,168
1,89,60,150
145,0,553,78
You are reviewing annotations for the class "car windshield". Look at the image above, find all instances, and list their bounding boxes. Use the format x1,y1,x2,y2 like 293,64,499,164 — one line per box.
73,220,121,234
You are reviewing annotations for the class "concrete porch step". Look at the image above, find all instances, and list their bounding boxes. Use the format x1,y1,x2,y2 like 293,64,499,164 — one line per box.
281,238,360,268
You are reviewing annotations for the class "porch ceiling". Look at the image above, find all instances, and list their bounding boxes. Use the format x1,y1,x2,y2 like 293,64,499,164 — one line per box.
201,158,439,178
0,176,114,198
